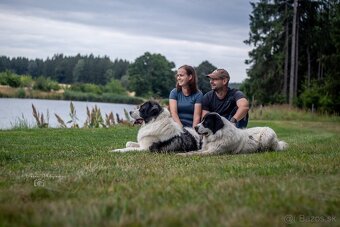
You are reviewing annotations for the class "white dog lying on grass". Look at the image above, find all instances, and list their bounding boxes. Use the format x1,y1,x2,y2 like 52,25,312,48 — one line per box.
111,101,201,153
178,112,288,156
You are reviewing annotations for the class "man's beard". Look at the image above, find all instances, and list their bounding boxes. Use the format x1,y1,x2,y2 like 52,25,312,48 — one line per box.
212,85,221,92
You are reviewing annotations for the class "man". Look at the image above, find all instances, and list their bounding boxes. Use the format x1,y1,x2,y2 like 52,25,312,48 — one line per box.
202,68,249,128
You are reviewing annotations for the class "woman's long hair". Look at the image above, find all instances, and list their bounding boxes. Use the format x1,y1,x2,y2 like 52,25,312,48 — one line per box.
176,65,199,93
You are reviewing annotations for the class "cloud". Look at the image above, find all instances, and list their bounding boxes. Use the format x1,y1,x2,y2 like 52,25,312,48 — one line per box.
0,0,253,82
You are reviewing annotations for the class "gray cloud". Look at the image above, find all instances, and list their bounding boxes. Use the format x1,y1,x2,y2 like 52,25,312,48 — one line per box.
0,0,254,82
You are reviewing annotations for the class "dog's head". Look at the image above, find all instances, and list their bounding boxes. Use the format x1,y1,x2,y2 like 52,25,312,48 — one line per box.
194,112,224,136
130,101,163,124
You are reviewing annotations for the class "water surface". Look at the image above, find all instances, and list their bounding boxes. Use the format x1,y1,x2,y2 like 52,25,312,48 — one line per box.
0,98,136,129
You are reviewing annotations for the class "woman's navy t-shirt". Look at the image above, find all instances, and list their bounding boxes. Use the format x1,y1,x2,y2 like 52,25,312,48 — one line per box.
169,88,203,127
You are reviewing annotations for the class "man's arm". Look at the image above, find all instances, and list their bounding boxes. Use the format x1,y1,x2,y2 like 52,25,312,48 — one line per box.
232,98,249,122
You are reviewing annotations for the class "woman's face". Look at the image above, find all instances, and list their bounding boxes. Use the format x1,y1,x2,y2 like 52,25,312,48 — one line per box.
176,68,192,87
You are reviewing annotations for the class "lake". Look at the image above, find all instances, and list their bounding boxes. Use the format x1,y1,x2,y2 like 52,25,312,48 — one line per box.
0,98,137,129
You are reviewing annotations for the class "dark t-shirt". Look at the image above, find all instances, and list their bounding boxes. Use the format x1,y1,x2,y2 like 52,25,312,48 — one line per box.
169,88,203,127
202,88,248,128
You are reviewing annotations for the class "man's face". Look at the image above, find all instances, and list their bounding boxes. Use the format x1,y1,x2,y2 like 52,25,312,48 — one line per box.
209,77,228,91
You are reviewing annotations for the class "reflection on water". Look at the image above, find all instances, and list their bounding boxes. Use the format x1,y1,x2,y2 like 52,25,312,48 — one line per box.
0,98,137,129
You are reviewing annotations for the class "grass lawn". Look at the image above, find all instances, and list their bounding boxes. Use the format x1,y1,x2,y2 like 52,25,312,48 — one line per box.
0,121,339,226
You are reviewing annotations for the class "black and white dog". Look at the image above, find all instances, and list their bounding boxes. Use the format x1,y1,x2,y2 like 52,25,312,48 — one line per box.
111,101,201,153
178,112,288,156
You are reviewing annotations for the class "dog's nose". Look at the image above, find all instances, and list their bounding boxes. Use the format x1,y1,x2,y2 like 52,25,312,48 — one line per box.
194,125,199,132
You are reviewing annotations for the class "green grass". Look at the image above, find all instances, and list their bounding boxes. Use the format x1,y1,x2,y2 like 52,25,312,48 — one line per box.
0,121,339,226
250,104,340,122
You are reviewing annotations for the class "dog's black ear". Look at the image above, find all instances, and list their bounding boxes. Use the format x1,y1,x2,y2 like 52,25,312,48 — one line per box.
139,101,162,123
150,103,161,116
207,113,224,134
139,101,150,118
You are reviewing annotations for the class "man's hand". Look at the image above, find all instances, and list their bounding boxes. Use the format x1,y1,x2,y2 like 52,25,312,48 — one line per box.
230,117,237,127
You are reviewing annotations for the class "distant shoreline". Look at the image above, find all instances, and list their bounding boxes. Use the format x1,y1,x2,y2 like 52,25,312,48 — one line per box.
0,85,144,105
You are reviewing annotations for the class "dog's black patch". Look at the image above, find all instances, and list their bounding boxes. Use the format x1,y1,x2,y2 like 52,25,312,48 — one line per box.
202,113,224,134
139,101,163,124
149,128,200,153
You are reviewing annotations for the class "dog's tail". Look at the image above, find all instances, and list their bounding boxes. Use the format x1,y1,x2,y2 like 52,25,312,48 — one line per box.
274,140,289,151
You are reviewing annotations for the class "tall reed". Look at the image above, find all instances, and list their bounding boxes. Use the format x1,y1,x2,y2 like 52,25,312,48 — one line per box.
32,104,49,128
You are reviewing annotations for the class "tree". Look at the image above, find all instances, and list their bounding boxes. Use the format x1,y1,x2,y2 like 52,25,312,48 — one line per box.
10,57,29,75
73,59,86,83
289,0,298,106
27,60,39,77
112,59,130,80
245,0,340,113
244,0,287,105
0,56,11,72
128,52,175,98
195,61,216,94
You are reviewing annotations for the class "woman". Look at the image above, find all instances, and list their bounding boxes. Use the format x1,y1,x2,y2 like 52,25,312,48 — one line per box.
169,65,203,127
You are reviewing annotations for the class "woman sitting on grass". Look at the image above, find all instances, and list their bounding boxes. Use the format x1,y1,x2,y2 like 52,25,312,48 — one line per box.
169,65,203,128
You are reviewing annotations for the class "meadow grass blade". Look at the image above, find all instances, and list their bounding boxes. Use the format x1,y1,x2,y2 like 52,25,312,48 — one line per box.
10,114,33,129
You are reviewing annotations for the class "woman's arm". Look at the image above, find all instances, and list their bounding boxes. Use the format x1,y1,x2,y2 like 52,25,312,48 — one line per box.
169,99,183,127
193,103,202,127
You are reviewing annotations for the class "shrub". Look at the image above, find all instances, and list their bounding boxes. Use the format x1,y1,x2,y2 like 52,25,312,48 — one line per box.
16,88,26,98
104,79,126,95
0,72,8,85
70,83,103,94
63,90,100,102
83,83,103,94
101,93,144,104
0,71,21,87
299,79,338,114
20,75,34,88
33,77,60,91
63,90,143,104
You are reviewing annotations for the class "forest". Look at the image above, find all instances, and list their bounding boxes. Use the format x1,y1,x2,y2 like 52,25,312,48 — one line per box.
0,53,219,99
0,0,339,114
243,0,339,113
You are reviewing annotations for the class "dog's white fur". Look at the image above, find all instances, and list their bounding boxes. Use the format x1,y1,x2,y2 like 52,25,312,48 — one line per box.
112,106,200,152
179,113,288,156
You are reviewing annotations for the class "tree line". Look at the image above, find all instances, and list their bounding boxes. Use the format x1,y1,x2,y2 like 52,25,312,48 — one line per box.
0,53,226,98
243,0,339,113
0,54,129,85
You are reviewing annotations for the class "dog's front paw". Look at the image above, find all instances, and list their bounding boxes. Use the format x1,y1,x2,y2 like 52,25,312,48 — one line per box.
126,141,140,148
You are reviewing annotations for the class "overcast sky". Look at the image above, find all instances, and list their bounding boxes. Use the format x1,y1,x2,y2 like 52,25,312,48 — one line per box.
0,0,255,82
